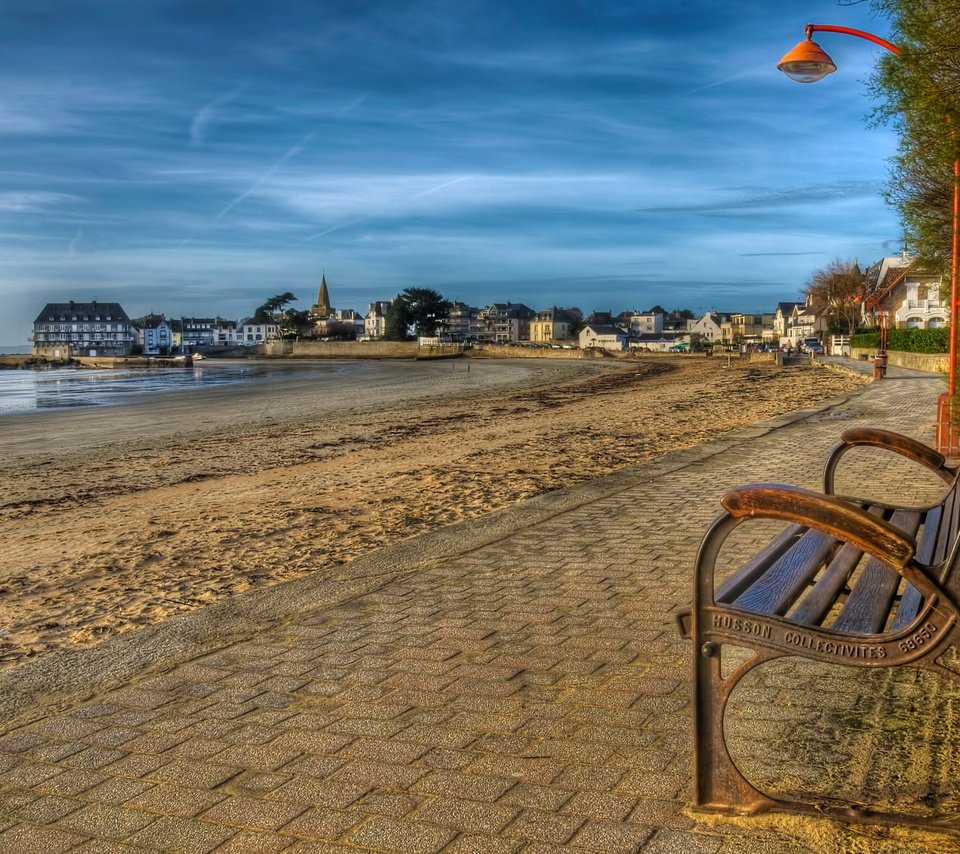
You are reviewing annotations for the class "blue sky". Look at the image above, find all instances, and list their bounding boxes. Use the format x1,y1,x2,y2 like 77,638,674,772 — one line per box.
1,0,902,346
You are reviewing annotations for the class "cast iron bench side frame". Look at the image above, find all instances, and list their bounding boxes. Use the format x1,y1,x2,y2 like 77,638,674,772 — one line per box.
678,427,960,829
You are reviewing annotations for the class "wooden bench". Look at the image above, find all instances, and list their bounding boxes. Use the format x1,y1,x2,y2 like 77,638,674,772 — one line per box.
676,426,960,829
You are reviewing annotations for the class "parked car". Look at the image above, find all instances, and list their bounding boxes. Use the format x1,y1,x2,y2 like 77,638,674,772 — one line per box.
800,338,823,355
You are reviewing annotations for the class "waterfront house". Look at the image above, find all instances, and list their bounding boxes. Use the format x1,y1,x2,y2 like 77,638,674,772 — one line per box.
530,307,578,344
788,300,829,345
773,302,804,346
212,318,239,347
364,301,392,340
438,301,483,342
727,313,774,346
480,303,535,343
32,300,135,359
689,311,729,346
138,314,173,355
863,253,947,330
240,318,280,345
619,311,664,337
632,333,683,352
579,323,627,351
181,317,217,351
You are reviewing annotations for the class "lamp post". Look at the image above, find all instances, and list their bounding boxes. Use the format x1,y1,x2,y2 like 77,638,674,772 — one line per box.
778,23,960,455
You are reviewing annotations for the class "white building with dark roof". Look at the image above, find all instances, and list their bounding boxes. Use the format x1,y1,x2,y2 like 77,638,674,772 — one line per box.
32,300,136,358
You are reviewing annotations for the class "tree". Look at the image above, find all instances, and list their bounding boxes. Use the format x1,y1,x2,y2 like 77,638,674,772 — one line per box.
391,287,449,338
804,258,864,335
867,0,960,269
253,292,305,338
384,302,412,341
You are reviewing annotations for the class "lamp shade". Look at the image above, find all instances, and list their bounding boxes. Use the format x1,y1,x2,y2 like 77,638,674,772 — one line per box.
777,38,837,83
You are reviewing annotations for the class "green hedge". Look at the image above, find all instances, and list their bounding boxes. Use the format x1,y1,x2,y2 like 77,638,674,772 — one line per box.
850,327,950,354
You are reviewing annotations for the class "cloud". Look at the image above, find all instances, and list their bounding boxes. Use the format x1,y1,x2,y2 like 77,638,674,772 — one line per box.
0,192,83,212
215,132,315,221
190,85,246,147
635,181,885,216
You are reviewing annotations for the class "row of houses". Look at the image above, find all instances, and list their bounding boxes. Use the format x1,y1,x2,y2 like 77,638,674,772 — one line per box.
30,303,284,358
29,254,947,358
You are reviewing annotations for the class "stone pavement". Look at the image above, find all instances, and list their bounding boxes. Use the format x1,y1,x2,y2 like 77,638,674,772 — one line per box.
1,360,959,853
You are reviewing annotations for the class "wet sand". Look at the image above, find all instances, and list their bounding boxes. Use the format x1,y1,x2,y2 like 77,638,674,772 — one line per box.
0,355,866,669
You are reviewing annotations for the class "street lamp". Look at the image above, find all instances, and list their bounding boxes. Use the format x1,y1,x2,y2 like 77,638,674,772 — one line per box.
778,23,960,455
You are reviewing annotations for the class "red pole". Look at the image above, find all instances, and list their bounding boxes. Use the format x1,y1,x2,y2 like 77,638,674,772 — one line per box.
947,158,960,400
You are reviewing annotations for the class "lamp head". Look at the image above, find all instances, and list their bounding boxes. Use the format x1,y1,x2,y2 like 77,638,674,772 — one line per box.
777,37,837,83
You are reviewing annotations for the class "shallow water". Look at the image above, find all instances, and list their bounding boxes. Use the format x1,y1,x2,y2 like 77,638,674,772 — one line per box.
0,361,352,415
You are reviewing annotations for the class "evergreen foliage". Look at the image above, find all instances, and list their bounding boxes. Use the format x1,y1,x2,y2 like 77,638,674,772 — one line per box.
384,288,449,339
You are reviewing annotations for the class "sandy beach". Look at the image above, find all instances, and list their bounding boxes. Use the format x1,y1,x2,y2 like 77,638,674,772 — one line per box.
0,355,866,670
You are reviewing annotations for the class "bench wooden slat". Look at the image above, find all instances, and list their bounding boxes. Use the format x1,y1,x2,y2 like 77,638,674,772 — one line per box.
832,509,921,634
714,523,805,604
789,505,886,627
935,489,957,567
789,542,863,627
891,505,943,630
731,530,837,616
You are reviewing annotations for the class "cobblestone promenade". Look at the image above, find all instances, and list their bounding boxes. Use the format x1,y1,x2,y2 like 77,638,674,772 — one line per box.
1,360,959,853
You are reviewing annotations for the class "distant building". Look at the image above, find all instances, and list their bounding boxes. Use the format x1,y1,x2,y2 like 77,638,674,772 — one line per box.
773,302,804,344
619,311,663,337
864,253,947,330
239,318,279,345
530,307,578,344
480,303,535,343
32,300,136,358
310,272,334,321
690,311,730,346
213,318,240,347
439,301,483,342
364,301,392,340
180,317,216,351
579,324,627,351
138,314,173,355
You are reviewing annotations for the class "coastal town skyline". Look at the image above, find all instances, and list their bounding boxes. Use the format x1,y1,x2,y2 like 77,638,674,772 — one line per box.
1,1,903,347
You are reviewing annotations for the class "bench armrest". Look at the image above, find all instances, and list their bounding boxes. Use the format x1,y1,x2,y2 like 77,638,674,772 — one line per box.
722,483,915,568
824,428,956,493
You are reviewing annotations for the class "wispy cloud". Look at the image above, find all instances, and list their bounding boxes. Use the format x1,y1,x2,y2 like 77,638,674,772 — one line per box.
190,85,246,147
0,192,82,212
215,132,315,220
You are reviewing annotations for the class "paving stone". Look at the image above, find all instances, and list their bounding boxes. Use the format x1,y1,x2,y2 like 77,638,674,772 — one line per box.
208,828,292,852
198,795,307,831
8,794,83,823
504,808,585,844
61,745,128,770
571,819,656,851
346,815,457,853
125,783,225,817
148,759,242,789
56,801,157,839
124,815,235,851
0,822,89,853
33,767,108,796
279,805,363,839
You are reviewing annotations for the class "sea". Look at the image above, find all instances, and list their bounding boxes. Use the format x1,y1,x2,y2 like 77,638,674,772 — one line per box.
0,360,353,415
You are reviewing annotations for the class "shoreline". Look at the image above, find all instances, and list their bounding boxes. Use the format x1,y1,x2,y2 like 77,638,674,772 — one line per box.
2,357,867,670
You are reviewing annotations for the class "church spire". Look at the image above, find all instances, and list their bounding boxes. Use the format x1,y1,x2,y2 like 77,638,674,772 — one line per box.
314,272,332,317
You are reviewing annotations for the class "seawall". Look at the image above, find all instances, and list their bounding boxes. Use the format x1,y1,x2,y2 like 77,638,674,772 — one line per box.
849,347,946,374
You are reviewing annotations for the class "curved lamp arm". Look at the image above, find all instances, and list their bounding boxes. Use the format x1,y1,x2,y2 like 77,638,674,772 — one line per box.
805,24,900,56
